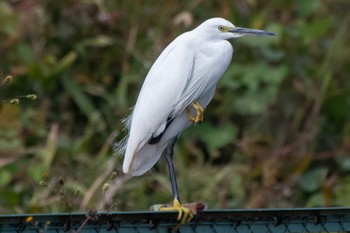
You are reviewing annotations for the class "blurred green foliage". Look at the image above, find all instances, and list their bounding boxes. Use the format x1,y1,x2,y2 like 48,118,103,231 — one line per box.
1,0,350,213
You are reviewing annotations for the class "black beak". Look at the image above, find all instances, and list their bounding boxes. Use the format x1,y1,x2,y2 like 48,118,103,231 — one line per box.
229,27,276,36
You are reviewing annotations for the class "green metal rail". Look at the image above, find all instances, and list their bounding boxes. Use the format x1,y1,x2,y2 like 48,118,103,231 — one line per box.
1,208,350,232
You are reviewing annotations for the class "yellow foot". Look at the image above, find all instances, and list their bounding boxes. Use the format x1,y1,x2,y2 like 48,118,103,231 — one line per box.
186,101,204,123
159,198,193,229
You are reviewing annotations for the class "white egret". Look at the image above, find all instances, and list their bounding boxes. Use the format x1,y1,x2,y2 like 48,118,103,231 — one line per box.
116,17,275,225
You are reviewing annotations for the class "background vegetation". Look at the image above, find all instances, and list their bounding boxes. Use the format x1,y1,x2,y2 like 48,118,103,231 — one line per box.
1,0,350,213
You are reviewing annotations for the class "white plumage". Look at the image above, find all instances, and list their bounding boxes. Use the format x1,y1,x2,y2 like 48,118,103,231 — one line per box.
117,17,275,176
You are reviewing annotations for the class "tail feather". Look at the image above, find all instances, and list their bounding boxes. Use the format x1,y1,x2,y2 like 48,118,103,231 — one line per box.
121,111,192,176
123,142,168,176
114,112,133,156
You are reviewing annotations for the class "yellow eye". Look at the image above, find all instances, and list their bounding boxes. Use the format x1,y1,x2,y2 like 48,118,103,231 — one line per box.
218,25,225,31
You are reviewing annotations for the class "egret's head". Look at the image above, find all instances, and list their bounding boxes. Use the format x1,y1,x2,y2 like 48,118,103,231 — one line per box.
197,17,275,40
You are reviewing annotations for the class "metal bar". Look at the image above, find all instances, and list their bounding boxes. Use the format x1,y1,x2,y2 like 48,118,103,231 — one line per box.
1,207,350,232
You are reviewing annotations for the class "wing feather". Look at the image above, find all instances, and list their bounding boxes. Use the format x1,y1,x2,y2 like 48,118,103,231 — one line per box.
121,33,198,174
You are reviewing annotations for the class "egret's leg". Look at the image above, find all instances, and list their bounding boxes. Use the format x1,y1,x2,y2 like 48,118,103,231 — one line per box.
185,101,204,123
165,136,181,201
159,136,193,228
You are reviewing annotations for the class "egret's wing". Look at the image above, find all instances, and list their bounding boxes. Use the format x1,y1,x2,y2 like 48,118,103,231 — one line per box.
175,52,215,112
122,33,197,174
176,40,234,112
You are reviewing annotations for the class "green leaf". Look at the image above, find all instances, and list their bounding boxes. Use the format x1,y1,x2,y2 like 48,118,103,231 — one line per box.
0,2,18,35
16,43,34,62
79,35,114,47
336,157,350,172
51,51,78,76
298,17,332,44
296,0,321,17
305,192,324,207
299,168,328,193
61,74,96,119
0,170,12,186
334,179,350,206
220,62,288,115
195,122,237,154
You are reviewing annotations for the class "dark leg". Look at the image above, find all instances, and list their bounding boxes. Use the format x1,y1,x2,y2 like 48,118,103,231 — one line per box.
160,135,193,229
165,135,181,202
